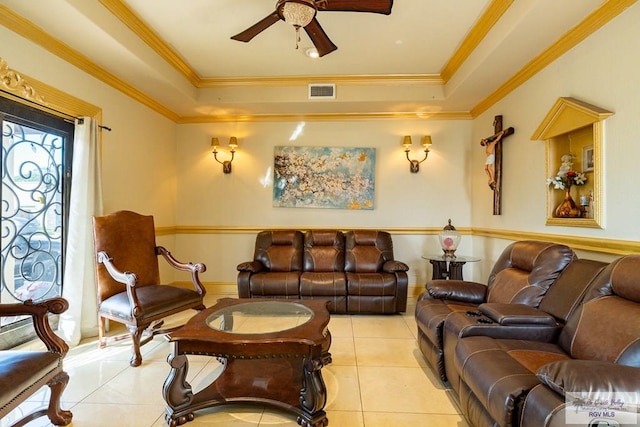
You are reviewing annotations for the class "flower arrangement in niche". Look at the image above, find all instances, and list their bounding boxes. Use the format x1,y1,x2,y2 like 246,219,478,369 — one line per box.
547,154,587,218
546,154,587,190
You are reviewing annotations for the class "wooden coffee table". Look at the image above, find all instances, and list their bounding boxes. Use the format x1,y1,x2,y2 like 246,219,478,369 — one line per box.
162,298,332,427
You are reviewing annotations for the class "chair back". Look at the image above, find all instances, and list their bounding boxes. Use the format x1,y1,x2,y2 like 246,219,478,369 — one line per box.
93,210,160,303
303,230,345,272
254,230,304,272
486,240,575,307
344,230,394,273
558,255,640,366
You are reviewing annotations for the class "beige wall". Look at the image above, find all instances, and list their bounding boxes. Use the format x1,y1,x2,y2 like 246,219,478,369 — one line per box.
469,4,640,265
2,4,639,293
173,119,473,289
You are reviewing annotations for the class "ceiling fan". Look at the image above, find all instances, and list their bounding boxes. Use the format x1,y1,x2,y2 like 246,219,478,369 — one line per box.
231,0,394,57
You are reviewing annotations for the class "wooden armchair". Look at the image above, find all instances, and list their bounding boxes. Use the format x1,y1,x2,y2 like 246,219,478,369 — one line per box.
0,298,72,426
92,210,206,367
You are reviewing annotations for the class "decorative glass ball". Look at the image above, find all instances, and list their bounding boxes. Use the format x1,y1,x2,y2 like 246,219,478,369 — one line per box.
439,219,460,259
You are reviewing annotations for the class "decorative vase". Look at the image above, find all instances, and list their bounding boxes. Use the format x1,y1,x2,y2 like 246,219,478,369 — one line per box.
439,219,460,258
555,187,582,218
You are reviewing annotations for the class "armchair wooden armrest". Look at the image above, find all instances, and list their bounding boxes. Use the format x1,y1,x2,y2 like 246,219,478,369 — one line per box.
157,246,206,295
0,298,69,354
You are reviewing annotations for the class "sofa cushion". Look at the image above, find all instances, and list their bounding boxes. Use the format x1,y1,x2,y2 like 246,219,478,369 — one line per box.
248,272,301,296
537,258,607,322
300,272,347,296
303,230,345,272
486,241,576,307
344,230,393,273
455,336,570,426
346,272,397,295
254,230,303,272
537,359,640,398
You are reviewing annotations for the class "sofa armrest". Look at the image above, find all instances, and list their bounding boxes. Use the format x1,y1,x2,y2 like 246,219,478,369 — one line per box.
537,360,640,399
237,261,264,273
427,280,487,304
383,260,409,273
479,303,558,326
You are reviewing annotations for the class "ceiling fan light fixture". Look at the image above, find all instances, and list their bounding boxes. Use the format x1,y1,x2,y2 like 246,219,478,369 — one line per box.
281,0,316,27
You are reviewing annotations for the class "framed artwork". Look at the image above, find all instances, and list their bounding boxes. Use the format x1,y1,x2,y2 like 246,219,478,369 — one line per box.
273,146,376,209
583,145,594,172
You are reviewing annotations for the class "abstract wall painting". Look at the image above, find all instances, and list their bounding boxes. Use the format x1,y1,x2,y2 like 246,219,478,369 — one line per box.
273,146,376,209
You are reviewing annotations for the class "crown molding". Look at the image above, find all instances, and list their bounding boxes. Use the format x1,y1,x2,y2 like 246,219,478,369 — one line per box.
0,55,102,120
177,111,473,124
441,0,513,83
198,74,443,88
0,4,179,122
2,1,634,123
470,0,637,117
97,0,200,86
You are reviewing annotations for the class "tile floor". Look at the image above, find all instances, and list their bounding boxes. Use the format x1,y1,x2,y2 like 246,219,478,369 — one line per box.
2,293,469,427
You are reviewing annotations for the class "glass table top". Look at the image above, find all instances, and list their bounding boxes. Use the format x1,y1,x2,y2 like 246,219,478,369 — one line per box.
422,254,481,262
206,300,314,334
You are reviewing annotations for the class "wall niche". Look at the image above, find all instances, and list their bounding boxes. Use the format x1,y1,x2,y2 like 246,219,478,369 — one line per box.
531,97,613,228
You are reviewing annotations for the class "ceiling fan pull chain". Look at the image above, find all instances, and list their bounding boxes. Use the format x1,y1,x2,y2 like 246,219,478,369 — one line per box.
295,25,301,49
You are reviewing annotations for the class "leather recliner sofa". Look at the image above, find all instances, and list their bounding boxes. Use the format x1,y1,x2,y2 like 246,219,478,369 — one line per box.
414,240,576,381
441,258,608,398
452,254,640,427
237,229,409,313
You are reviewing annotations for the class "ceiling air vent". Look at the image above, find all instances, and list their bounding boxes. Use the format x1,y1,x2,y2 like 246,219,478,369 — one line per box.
308,83,336,100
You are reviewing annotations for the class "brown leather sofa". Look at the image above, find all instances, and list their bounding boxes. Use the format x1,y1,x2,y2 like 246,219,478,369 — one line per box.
237,229,409,313
452,254,640,427
0,298,72,426
442,258,607,398
414,240,576,381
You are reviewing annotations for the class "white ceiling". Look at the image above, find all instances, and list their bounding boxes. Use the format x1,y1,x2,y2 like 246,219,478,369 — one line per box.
0,0,612,120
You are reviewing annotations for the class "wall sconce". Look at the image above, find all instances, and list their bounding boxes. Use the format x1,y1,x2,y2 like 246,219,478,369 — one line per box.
403,135,432,173
211,137,238,174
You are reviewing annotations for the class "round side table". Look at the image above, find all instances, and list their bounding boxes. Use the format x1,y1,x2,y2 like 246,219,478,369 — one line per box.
422,254,480,280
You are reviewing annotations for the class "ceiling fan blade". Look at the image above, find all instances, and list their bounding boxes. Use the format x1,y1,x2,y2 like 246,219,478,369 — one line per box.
317,0,393,15
304,18,337,57
231,12,281,42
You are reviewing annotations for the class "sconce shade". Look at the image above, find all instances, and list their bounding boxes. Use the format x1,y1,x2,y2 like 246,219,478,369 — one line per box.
422,135,433,148
402,135,412,150
229,137,238,150
211,137,219,149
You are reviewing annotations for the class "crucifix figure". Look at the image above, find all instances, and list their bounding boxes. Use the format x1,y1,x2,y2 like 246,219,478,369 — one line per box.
480,115,514,215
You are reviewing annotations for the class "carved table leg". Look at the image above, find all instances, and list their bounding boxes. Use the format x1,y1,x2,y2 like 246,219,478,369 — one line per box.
448,261,467,280
163,353,195,427
429,260,448,280
297,357,329,427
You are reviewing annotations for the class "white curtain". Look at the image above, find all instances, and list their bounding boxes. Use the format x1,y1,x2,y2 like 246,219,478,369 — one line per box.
58,117,103,345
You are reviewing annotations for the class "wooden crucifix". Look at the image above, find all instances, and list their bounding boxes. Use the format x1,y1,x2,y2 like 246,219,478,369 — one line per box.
480,115,514,215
